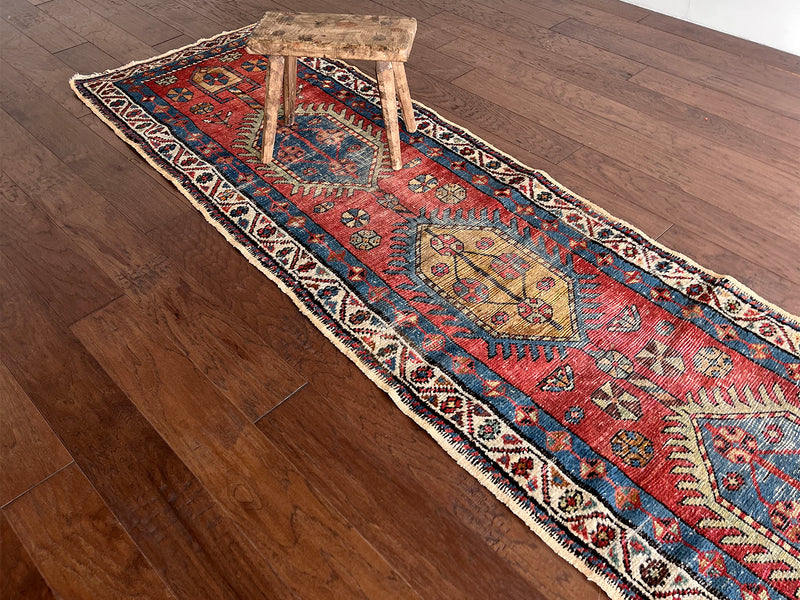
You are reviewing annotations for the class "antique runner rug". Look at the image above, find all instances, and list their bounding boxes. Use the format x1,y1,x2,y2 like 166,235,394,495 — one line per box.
72,27,800,600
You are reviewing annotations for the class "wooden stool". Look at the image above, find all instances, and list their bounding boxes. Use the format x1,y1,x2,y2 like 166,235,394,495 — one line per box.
246,11,418,171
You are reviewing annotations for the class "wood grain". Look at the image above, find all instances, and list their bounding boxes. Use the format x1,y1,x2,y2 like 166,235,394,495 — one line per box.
72,295,418,598
638,11,800,75
0,109,168,291
2,0,85,53
534,0,800,95
118,0,225,41
0,254,293,600
450,69,800,236
406,66,582,164
0,172,121,325
551,18,800,120
657,225,800,315
1,513,56,600
4,464,176,600
0,361,72,508
559,147,800,287
628,66,800,150
439,36,800,179
426,11,644,80
247,12,418,62
0,20,90,118
38,0,158,63
0,63,189,234
258,368,601,600
119,262,307,421
61,0,181,47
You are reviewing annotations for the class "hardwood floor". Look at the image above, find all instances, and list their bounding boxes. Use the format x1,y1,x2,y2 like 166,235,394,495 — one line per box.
1,0,798,597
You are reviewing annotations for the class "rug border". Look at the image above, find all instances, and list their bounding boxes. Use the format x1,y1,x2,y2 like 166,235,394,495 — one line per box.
69,26,798,600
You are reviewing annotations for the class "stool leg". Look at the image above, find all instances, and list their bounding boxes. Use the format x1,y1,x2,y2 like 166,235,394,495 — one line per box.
376,61,402,171
283,56,297,127
392,62,416,133
261,55,285,163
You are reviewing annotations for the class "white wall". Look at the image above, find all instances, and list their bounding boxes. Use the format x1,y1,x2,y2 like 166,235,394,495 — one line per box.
623,0,800,56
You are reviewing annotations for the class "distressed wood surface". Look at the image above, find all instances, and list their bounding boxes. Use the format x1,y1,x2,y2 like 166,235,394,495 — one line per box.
0,360,72,507
247,11,417,61
1,513,57,600
3,464,176,600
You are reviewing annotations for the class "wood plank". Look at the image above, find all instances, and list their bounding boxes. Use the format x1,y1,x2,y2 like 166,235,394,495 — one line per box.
0,361,72,507
449,69,800,237
375,70,672,240
630,66,800,150
656,225,800,316
412,21,457,50
120,0,225,41
371,0,444,21
273,0,389,20
120,262,308,421
0,73,189,237
72,295,419,598
570,0,650,21
559,147,800,287
259,382,601,600
438,37,800,181
0,111,167,294
404,42,472,82
0,172,121,325
4,464,176,600
151,34,197,54
426,11,644,80
534,0,800,95
54,41,120,73
76,113,192,208
73,0,182,47
1,513,56,600
148,208,340,365
2,0,85,53
0,254,293,600
435,0,568,32
0,20,90,118
639,11,800,76
552,18,800,120
247,12,418,63
405,66,581,164
39,0,159,64
161,0,266,29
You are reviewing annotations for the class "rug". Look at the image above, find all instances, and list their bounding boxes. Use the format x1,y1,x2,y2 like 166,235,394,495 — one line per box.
71,26,800,600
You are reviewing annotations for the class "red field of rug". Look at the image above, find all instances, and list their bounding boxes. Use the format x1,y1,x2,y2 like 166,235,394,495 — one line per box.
72,27,800,600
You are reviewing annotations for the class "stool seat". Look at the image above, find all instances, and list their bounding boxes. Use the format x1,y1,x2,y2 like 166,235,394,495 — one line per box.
246,11,418,171
247,12,417,62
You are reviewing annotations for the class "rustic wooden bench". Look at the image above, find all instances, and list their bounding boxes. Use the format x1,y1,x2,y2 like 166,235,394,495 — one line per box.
246,11,418,171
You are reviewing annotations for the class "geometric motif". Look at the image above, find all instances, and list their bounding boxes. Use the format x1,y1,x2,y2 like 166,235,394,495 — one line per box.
234,104,388,197
606,304,641,333
591,381,642,420
415,224,584,343
635,339,685,377
350,229,381,251
435,182,466,204
666,392,800,588
341,208,370,227
697,415,800,545
693,346,734,378
610,430,654,467
538,364,575,392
